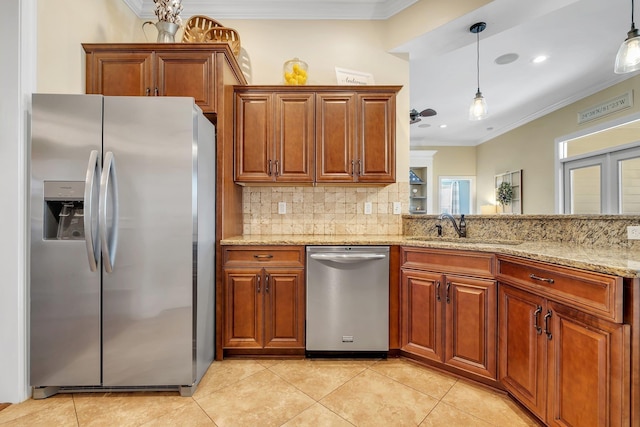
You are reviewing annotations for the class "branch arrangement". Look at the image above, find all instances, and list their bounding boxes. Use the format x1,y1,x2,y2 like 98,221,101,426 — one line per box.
153,0,183,25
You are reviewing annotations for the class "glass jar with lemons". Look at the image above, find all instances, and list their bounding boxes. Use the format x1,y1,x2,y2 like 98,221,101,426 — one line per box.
283,58,308,85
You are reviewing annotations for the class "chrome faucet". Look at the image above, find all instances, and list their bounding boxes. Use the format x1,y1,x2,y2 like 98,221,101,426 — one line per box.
438,213,467,238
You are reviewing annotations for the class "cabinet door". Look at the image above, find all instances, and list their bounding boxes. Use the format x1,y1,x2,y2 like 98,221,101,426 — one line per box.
223,268,264,348
235,92,273,182
498,285,547,420
86,52,153,96
355,92,395,183
274,93,315,183
546,302,630,427
156,51,216,112
400,269,444,362
263,268,305,348
315,92,356,182
445,275,497,379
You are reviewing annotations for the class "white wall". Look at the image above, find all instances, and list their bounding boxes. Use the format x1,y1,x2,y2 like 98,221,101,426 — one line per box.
37,0,145,93
0,0,36,403
37,0,146,93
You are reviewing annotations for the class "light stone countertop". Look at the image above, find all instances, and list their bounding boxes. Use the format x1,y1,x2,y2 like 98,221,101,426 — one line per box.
220,234,640,278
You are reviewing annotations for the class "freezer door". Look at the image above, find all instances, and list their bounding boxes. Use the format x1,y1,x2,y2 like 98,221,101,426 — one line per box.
30,94,103,386
101,97,198,386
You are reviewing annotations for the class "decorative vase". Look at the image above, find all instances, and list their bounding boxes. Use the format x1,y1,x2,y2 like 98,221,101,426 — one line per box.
155,21,179,43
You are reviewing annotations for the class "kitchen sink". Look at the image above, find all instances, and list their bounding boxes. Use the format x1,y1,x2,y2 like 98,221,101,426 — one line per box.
406,236,524,245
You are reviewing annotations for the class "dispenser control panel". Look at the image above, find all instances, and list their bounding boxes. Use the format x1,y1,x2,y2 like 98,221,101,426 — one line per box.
43,181,86,240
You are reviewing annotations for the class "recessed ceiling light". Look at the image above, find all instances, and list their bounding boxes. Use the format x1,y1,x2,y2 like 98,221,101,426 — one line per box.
532,55,548,64
418,123,431,128
494,53,519,65
439,124,447,128
486,126,494,131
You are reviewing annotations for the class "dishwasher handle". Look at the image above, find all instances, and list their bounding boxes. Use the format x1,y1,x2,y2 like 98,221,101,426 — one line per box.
309,253,387,264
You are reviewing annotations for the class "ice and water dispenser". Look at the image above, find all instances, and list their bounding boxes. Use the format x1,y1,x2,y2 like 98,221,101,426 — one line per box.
43,181,86,240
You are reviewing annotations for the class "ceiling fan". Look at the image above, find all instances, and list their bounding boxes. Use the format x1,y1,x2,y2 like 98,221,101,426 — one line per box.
410,108,437,124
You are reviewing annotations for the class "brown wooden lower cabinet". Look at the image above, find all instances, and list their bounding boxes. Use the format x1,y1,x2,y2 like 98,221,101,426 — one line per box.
222,246,305,355
499,283,630,427
400,248,497,382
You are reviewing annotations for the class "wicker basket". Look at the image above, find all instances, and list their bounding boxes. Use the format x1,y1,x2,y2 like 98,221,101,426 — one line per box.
182,15,241,57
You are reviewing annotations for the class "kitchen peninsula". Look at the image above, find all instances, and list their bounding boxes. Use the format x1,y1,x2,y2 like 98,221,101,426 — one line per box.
221,214,640,427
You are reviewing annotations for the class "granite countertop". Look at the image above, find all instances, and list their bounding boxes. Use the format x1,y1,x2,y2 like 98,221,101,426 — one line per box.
220,234,640,278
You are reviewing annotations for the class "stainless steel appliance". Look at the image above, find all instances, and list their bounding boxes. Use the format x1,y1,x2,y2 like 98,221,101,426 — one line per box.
306,246,389,357
30,94,215,398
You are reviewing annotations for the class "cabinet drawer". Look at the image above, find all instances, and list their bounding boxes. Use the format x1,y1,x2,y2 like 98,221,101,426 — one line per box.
223,246,304,267
496,255,623,323
401,247,494,278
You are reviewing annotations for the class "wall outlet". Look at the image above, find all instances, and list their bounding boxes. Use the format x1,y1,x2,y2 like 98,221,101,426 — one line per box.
364,202,372,215
627,225,640,239
278,201,286,214
393,202,402,215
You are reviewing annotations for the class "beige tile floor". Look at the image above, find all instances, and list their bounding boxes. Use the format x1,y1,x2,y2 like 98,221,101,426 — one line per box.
0,358,541,426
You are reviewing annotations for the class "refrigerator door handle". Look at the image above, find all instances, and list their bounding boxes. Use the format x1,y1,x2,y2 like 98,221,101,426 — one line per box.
99,151,119,273
83,150,101,272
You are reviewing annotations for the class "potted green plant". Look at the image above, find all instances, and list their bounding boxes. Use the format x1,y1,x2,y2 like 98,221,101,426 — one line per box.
496,181,513,210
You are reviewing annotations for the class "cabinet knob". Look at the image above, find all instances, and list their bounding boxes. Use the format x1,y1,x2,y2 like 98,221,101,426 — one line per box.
436,281,441,302
154,87,159,96
254,254,274,260
145,88,151,96
268,160,273,176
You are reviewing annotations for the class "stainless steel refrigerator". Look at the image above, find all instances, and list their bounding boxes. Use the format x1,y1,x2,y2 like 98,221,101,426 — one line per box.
29,94,215,398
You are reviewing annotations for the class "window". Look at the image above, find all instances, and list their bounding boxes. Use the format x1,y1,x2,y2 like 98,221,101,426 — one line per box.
439,176,475,214
558,115,640,214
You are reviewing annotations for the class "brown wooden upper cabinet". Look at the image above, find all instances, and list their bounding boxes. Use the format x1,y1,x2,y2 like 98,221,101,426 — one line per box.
316,90,397,183
234,91,315,183
83,43,245,114
234,85,400,184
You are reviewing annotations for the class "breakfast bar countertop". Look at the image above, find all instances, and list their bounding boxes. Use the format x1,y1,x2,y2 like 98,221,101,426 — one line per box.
220,234,640,278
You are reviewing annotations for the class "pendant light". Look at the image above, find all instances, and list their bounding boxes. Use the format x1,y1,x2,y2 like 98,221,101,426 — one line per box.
469,22,488,121
615,0,640,73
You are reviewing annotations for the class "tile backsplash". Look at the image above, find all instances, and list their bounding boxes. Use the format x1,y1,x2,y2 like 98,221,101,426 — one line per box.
242,183,409,235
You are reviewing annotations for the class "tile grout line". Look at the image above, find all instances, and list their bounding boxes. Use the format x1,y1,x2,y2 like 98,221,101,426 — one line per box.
192,396,220,427
72,394,80,427
266,361,362,426
367,360,460,403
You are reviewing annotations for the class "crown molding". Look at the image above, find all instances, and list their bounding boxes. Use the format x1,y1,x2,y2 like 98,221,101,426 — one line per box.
122,0,144,16
124,0,417,20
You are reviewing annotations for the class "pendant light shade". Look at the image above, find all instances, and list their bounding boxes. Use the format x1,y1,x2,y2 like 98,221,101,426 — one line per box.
615,0,640,74
469,90,488,121
469,22,488,121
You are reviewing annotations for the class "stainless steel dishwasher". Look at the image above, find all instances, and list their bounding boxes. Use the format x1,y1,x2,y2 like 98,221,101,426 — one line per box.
306,246,389,357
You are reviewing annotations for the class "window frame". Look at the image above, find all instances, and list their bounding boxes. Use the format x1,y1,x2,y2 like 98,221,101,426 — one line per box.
555,111,640,214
